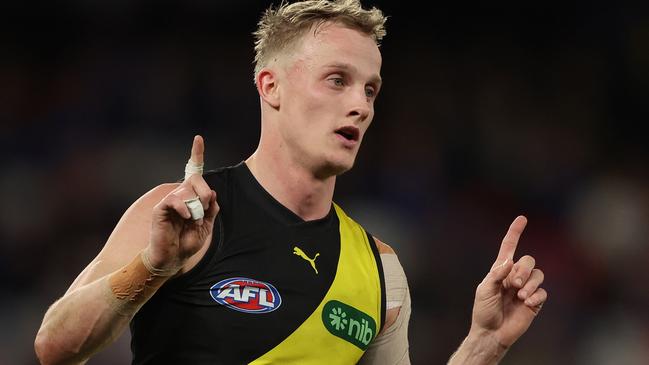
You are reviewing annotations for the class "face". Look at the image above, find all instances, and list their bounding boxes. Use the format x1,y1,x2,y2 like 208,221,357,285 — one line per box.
275,22,383,178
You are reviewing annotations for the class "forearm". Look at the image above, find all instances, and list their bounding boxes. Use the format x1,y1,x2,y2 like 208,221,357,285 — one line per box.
447,330,508,365
35,251,170,364
36,276,132,364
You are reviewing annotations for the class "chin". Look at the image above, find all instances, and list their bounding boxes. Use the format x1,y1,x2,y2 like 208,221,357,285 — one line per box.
315,156,355,179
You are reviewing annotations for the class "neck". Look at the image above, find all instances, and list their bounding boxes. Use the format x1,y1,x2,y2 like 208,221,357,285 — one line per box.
245,150,336,221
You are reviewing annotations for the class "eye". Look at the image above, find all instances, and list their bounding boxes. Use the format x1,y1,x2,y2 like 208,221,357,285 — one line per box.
328,77,345,87
365,87,375,98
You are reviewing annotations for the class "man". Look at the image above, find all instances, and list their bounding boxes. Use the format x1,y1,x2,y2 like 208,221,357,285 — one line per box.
35,1,547,364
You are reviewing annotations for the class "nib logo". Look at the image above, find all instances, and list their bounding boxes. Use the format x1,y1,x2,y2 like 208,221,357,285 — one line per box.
329,307,348,330
322,300,376,350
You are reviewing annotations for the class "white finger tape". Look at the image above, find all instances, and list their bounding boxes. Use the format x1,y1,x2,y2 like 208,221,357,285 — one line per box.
184,160,204,181
184,197,204,220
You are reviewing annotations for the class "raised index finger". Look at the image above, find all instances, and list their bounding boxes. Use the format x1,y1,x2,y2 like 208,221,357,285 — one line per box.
494,215,528,264
184,135,205,181
190,135,204,165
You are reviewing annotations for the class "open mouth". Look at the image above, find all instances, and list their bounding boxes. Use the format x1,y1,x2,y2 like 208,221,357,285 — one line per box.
335,126,360,142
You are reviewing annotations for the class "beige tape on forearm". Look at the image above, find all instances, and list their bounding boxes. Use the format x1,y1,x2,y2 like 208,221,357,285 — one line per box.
106,251,174,316
359,254,411,364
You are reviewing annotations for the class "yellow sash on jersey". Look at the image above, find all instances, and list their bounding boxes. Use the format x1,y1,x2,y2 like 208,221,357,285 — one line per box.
249,204,383,364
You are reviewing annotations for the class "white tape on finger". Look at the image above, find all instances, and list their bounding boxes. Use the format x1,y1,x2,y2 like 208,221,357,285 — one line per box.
184,197,205,220
184,160,204,181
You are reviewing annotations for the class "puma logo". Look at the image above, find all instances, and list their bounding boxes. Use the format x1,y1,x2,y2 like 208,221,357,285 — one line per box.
293,246,320,274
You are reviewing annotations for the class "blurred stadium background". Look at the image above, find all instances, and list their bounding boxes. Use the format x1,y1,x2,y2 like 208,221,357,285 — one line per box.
2,1,649,364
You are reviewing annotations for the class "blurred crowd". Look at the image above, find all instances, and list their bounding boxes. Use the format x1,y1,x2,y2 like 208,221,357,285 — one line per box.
2,1,648,364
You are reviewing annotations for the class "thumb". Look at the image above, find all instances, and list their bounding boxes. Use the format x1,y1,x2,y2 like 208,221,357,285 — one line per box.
480,259,514,296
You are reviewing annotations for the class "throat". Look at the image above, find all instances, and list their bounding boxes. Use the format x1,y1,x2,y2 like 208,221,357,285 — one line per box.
245,154,335,221
291,191,332,221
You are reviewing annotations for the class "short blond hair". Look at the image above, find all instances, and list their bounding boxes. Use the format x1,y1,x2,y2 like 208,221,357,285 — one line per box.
253,0,387,79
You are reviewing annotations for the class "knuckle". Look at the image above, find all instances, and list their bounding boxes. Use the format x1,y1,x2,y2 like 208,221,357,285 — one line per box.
522,254,535,263
200,190,212,203
531,289,546,302
519,255,535,269
476,277,488,291
475,283,485,296
503,239,516,247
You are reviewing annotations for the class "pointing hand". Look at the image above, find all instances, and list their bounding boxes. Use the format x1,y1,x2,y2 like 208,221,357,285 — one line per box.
145,135,220,274
470,216,547,348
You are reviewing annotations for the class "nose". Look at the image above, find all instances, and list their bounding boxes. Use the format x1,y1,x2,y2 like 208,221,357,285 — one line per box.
346,90,372,123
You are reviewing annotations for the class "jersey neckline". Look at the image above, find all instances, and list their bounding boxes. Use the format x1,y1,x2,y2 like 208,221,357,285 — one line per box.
233,161,335,226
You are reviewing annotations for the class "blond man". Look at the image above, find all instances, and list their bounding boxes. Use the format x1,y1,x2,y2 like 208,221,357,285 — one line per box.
35,1,546,364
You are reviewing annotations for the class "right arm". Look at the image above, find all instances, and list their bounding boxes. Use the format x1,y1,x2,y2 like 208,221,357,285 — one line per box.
34,136,218,365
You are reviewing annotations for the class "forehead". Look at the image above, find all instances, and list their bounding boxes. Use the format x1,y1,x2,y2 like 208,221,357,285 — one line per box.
292,22,382,77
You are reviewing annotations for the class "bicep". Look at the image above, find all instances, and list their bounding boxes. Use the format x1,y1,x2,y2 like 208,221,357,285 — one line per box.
65,183,178,294
358,290,411,365
360,238,412,365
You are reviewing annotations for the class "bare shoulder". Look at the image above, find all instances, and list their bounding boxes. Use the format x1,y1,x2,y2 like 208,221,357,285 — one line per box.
66,183,179,294
373,236,396,255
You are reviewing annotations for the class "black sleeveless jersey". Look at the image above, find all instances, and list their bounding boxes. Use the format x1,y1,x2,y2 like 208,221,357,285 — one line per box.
130,163,386,364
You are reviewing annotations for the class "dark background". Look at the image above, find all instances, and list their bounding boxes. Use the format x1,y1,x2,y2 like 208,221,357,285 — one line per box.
2,1,649,364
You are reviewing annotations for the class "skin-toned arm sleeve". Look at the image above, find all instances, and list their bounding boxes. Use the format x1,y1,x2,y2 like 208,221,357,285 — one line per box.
358,247,411,365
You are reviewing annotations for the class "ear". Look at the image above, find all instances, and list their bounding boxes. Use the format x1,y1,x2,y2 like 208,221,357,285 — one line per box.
256,68,280,108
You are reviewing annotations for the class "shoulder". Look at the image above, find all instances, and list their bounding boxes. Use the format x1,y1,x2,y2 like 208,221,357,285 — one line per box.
370,235,410,334
331,205,397,256
373,236,396,255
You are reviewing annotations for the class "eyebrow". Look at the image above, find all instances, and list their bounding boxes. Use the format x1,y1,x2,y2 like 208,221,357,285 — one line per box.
323,63,382,87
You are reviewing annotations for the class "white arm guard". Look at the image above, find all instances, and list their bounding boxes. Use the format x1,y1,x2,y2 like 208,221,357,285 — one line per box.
358,253,411,365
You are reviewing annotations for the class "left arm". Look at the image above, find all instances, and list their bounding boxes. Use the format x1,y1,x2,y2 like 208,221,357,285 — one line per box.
358,239,411,365
448,216,547,364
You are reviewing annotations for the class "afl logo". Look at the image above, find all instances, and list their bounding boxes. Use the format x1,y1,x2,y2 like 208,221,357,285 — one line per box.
210,277,282,314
